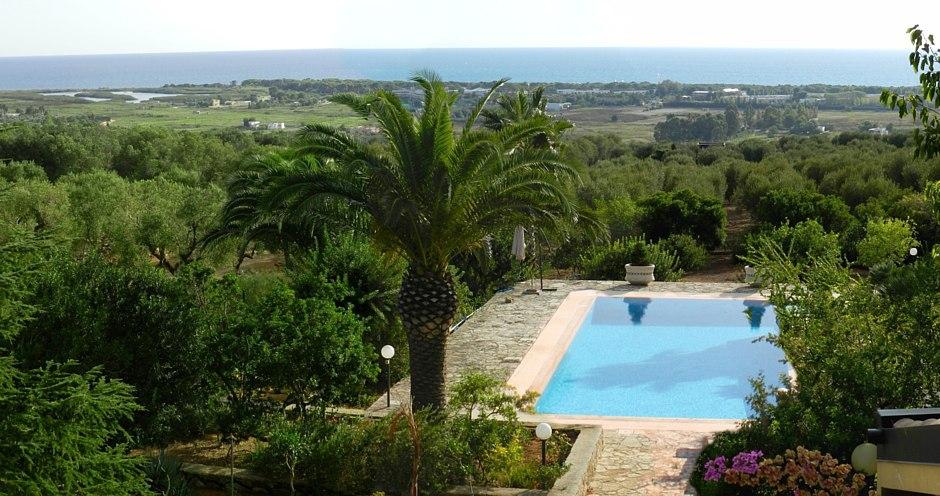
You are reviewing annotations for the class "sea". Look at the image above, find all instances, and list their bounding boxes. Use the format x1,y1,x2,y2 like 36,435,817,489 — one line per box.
0,48,917,90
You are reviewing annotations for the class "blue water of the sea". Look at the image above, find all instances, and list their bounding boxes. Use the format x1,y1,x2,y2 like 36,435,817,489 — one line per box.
0,48,916,90
535,297,788,419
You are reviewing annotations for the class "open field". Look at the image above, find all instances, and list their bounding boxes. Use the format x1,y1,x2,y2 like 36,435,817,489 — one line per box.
1,90,915,140
560,106,914,141
815,108,910,131
563,106,714,141
0,91,363,130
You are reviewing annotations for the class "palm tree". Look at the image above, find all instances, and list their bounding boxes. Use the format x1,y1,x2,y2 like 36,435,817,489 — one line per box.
207,153,364,269
480,86,571,150
234,72,581,409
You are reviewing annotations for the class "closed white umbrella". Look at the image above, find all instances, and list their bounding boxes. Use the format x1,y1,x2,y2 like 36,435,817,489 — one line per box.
511,226,526,261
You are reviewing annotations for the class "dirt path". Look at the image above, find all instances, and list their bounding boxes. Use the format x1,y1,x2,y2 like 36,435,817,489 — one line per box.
682,203,753,283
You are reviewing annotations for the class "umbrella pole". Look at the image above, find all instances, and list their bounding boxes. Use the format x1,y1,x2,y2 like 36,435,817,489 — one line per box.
538,239,543,291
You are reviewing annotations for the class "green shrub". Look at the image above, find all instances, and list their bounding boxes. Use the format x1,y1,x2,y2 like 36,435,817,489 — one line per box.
18,256,220,447
653,113,728,142
597,196,642,240
702,250,940,474
145,454,192,496
856,218,919,267
628,240,652,265
656,234,709,271
648,244,684,281
251,373,568,494
579,239,634,280
290,233,403,326
731,159,816,210
737,139,774,163
579,237,684,281
753,189,855,232
819,162,901,207
689,429,754,496
289,234,409,388
0,229,150,494
743,221,840,268
639,189,726,248
887,193,940,250
0,160,47,182
0,363,151,495
204,275,378,432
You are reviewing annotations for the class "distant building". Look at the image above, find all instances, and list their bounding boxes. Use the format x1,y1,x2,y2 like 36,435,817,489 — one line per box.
545,102,572,113
748,94,792,103
393,89,423,97
244,119,261,129
817,125,827,133
266,122,286,130
463,87,490,95
209,98,221,107
557,88,610,95
868,127,889,136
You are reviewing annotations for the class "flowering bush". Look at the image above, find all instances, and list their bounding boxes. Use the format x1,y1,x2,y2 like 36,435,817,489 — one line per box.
703,447,872,495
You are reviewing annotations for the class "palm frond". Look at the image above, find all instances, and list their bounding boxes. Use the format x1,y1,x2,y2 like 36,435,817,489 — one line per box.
463,78,510,135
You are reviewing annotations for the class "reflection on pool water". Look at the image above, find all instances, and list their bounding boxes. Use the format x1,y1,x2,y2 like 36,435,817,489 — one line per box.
536,297,788,419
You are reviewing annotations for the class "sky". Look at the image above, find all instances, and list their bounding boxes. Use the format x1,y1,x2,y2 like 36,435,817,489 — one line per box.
0,0,924,57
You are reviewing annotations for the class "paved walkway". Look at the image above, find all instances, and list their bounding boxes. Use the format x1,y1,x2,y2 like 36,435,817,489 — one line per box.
369,279,758,494
590,429,712,496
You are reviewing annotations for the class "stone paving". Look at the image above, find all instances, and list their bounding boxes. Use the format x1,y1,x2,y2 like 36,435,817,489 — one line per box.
369,279,757,494
589,430,712,496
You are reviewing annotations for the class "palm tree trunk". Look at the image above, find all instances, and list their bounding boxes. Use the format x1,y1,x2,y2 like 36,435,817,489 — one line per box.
398,267,457,410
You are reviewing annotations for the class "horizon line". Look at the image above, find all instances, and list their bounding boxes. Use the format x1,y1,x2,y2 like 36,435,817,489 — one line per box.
0,45,911,59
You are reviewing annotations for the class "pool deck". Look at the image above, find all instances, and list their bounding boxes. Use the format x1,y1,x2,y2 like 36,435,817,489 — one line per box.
369,280,764,495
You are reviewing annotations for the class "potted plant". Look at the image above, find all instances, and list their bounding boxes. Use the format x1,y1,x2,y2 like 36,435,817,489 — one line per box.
624,242,655,285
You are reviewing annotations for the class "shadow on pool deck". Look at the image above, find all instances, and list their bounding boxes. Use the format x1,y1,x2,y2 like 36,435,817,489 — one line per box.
574,337,789,400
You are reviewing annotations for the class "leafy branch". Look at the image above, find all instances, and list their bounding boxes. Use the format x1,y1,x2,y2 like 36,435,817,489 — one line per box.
881,25,940,158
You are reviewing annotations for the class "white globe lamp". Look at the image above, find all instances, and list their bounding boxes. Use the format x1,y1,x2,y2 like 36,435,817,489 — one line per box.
851,442,877,476
381,345,395,408
535,422,552,465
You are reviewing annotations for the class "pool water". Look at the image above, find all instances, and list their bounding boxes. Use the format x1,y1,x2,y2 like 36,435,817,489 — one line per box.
536,297,788,419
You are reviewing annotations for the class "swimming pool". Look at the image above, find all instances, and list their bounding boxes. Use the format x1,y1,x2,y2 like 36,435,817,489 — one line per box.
534,296,788,419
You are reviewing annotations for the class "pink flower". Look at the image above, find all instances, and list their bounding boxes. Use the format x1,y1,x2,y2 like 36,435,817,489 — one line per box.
731,450,763,475
704,456,728,481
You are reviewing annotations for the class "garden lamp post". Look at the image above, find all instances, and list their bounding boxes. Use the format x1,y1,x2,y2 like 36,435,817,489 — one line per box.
535,422,552,465
381,345,395,408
